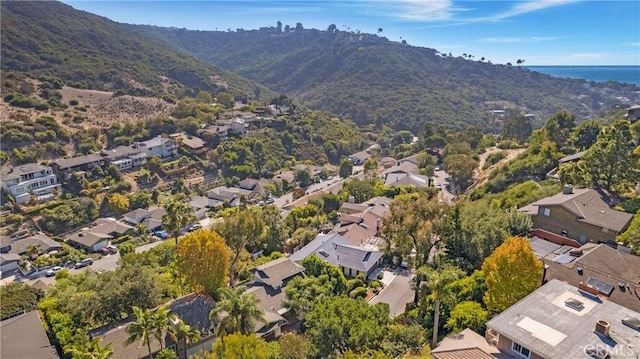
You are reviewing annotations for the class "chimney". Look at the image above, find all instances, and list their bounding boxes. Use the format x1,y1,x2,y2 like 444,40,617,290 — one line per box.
348,196,355,204
562,185,574,195
594,320,611,337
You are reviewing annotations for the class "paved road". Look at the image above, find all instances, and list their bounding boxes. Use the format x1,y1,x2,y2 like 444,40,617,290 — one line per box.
272,166,364,209
369,268,415,318
433,169,456,204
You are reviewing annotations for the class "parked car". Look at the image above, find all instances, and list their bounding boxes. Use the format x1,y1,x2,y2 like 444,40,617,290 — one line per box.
154,230,169,239
187,224,202,232
106,245,118,254
98,247,110,255
265,198,275,204
435,165,441,171
45,266,63,277
74,258,94,269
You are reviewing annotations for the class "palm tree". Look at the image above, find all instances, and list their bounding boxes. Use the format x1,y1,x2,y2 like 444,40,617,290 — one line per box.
162,198,195,245
418,264,464,348
125,306,155,359
209,286,266,338
151,306,178,350
173,318,201,355
64,336,114,359
26,244,41,260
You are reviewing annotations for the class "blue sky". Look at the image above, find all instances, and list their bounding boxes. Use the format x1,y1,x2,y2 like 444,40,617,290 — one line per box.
64,0,640,66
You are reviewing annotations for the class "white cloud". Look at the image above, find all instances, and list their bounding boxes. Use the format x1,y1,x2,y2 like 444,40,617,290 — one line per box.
482,0,581,21
376,0,461,21
622,42,640,47
479,36,559,43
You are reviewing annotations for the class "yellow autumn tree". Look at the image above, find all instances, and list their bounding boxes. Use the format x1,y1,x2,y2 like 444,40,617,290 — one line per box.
176,229,230,296
211,333,267,359
481,236,543,313
107,193,129,215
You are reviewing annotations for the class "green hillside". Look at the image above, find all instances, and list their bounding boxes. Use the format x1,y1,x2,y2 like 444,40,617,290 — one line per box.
0,1,270,98
131,26,639,132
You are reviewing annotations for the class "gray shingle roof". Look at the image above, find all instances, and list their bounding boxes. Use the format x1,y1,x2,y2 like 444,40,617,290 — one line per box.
520,188,633,232
487,279,640,359
253,257,305,289
290,233,383,273
0,311,59,359
6,232,61,256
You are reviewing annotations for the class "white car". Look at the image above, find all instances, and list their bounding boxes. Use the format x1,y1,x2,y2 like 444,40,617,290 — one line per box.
45,266,63,277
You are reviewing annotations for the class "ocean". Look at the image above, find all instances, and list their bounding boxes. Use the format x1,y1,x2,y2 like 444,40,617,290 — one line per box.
526,66,640,86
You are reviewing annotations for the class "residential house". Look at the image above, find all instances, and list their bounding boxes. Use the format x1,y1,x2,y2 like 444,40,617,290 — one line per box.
382,161,431,188
378,157,397,169
170,132,208,155
238,178,267,196
625,105,640,121
206,186,253,207
189,196,223,219
50,153,104,180
0,232,61,257
90,292,216,359
271,171,295,185
245,257,306,340
518,186,634,245
138,135,179,159
198,125,229,141
546,151,586,180
349,150,370,166
1,164,61,204
122,207,166,232
101,145,147,171
290,233,384,279
230,118,246,134
1,253,21,273
528,235,640,312
486,279,640,359
67,218,133,252
335,196,390,249
0,311,59,359
291,164,324,177
431,328,502,359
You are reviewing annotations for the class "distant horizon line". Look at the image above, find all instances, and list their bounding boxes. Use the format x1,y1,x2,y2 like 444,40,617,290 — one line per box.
526,65,640,67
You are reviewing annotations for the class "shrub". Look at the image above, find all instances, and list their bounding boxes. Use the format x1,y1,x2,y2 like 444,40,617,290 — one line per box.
349,286,368,298
69,100,79,106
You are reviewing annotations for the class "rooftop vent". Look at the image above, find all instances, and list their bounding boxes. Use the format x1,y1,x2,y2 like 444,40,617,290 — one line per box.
318,250,329,258
565,298,584,310
595,320,611,337
622,316,640,331
562,184,574,194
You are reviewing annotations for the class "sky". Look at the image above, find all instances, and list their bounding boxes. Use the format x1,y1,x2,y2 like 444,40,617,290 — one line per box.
64,0,640,66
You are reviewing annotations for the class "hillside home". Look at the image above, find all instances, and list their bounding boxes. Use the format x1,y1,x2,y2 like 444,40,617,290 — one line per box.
188,196,223,219
0,311,59,359
0,232,61,257
122,207,166,232
546,151,586,180
198,125,229,141
245,257,306,340
50,154,104,180
89,292,216,359
206,186,253,207
51,136,177,180
486,279,640,359
1,164,61,204
518,186,633,245
230,118,246,134
349,150,370,166
170,132,208,155
67,218,133,252
625,105,640,121
290,233,384,279
528,235,640,312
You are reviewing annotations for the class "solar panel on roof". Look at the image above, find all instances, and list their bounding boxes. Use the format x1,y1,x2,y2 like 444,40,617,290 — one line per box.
586,276,615,296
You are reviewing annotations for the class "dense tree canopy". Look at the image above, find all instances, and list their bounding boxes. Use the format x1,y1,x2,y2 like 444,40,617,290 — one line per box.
176,229,230,296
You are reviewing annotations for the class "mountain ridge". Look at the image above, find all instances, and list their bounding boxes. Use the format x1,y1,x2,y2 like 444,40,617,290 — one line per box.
129,25,640,132
0,1,272,98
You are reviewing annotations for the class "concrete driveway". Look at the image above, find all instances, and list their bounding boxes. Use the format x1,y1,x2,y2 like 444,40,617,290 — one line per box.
369,268,415,318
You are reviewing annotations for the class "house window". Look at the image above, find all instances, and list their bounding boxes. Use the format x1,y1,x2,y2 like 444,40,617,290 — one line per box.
512,341,531,358
542,208,551,216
